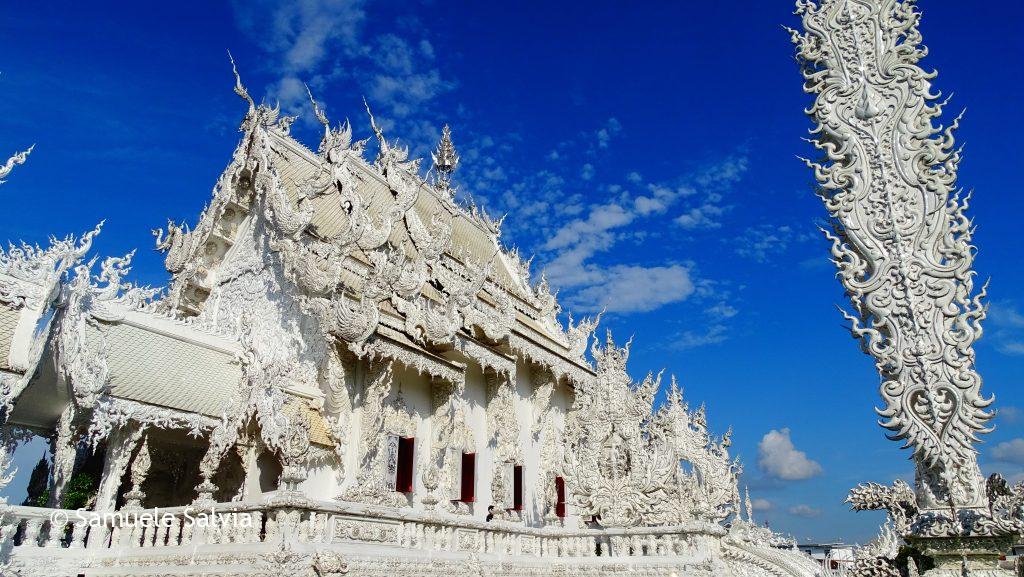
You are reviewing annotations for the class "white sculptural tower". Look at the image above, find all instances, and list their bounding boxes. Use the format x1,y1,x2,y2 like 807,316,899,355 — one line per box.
791,1,1023,574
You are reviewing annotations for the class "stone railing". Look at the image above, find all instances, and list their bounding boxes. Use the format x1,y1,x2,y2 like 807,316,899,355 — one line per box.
0,495,725,561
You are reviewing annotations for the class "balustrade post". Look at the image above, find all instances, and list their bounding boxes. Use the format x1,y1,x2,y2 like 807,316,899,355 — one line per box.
141,522,154,547
181,515,194,545
44,518,65,548
86,522,109,550
0,520,17,546
191,513,207,546
69,520,88,548
156,521,170,547
21,517,43,547
209,514,223,545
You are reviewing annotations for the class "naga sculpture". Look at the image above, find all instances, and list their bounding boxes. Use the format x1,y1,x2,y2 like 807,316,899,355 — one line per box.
791,0,1022,572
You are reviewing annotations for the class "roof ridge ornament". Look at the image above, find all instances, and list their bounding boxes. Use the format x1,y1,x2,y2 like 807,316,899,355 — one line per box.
363,97,419,177
467,199,504,237
0,144,33,185
227,50,255,114
430,124,460,198
305,84,364,161
227,51,287,131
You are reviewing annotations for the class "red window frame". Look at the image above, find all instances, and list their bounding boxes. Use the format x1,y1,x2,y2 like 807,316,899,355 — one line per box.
396,437,415,493
555,476,566,518
460,452,476,503
513,464,524,511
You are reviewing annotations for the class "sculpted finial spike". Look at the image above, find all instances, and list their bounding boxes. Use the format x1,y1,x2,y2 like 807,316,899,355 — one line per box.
431,124,460,195
0,144,34,185
744,487,754,523
227,50,255,113
363,97,399,170
363,97,385,147
306,83,329,130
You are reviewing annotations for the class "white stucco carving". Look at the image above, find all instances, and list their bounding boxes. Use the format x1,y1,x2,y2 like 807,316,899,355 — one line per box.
793,0,1022,572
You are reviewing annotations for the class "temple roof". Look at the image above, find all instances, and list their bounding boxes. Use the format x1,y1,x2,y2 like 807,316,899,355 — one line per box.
269,131,530,300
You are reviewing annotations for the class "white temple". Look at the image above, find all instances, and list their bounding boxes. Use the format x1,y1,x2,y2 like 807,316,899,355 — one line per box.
0,63,823,576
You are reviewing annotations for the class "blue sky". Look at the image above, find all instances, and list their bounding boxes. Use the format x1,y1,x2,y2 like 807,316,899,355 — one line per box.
2,1,1023,543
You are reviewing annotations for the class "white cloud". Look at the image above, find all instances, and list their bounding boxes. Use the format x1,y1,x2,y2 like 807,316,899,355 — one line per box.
595,117,622,149
232,0,452,127
788,504,822,518
1000,342,1024,355
751,498,773,511
671,324,727,350
992,438,1024,464
674,205,723,230
735,224,814,263
633,195,667,216
634,183,694,217
232,0,366,73
564,265,695,314
736,224,794,262
535,154,746,313
460,118,746,320
991,302,1024,328
362,34,455,119
669,155,746,230
758,428,823,481
543,203,634,252
989,302,1024,356
695,155,748,187
232,0,367,110
1001,407,1023,424
706,303,738,320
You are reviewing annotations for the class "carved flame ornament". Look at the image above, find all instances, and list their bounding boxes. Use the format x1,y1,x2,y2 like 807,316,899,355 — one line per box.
791,0,1024,567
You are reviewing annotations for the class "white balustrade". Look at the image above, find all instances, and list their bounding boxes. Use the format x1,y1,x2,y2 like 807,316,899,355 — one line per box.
1,497,724,569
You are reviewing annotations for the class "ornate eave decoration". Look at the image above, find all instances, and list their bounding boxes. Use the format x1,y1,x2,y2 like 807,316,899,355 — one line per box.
55,251,160,412
509,331,591,389
360,333,464,387
454,334,515,378
85,396,218,447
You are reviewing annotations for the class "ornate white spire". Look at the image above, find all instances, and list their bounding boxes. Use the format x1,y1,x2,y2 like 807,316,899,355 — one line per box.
431,124,459,195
